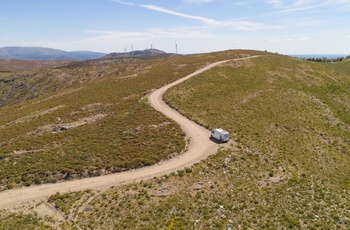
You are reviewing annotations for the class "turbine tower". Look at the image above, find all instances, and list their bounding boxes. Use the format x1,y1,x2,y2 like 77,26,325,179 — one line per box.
175,42,178,54
124,45,128,54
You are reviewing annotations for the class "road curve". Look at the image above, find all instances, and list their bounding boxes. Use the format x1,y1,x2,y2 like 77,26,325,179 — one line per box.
0,56,259,209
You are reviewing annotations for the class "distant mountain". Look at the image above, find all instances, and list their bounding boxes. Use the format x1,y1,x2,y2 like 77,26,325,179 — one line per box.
291,54,348,59
0,47,107,60
103,49,168,58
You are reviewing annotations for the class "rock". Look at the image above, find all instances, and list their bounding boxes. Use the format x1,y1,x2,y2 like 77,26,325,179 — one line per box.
339,217,347,225
51,126,60,132
193,184,203,190
159,185,168,191
223,157,230,167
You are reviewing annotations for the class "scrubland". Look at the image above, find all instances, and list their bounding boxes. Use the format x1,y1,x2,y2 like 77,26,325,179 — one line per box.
1,51,349,229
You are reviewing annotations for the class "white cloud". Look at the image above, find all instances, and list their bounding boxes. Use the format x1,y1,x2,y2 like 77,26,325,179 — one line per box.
327,0,350,8
285,36,311,42
84,27,212,46
228,39,243,43
148,28,212,39
140,4,217,24
87,30,149,40
268,35,309,43
115,1,271,31
77,28,215,53
299,36,309,41
109,0,136,6
182,0,216,4
266,0,284,8
266,1,322,13
266,0,316,9
266,0,350,13
298,20,322,26
231,1,254,7
214,19,268,30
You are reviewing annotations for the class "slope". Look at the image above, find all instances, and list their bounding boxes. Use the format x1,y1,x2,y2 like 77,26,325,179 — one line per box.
0,50,266,190
41,54,350,229
0,57,259,210
2,52,348,229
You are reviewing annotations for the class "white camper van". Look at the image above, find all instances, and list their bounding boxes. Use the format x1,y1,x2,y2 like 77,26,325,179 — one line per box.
211,128,229,142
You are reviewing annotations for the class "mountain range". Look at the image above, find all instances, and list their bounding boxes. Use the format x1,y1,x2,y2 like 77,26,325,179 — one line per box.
0,47,170,61
0,47,107,60
292,54,349,59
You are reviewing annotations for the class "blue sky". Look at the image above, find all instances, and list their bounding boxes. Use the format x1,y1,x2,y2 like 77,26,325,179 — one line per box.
0,0,350,54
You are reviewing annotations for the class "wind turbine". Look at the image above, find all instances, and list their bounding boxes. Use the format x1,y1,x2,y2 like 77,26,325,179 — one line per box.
124,45,128,54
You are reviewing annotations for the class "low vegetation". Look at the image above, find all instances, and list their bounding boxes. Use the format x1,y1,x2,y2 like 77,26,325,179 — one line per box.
0,50,265,189
0,211,52,229
164,55,350,228
0,57,185,189
2,51,349,229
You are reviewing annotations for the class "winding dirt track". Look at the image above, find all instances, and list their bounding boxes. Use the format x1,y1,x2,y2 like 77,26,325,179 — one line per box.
0,56,258,210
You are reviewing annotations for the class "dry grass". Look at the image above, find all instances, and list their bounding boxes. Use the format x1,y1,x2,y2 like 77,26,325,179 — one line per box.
7,51,350,229
0,50,266,189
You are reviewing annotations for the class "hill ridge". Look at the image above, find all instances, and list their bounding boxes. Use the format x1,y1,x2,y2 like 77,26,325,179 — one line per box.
0,46,106,60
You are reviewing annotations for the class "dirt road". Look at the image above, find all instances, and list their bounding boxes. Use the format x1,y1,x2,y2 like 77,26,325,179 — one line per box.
0,56,258,210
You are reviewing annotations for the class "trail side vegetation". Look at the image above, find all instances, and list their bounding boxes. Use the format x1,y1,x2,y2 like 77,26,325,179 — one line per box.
1,51,350,229
0,210,53,230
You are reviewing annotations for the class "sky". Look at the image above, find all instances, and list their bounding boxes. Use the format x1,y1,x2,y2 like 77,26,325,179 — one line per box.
0,0,350,55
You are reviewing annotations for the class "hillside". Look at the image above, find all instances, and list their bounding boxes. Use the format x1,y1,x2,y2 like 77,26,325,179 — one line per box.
0,58,137,108
0,50,263,188
0,47,106,60
103,48,169,58
0,51,350,229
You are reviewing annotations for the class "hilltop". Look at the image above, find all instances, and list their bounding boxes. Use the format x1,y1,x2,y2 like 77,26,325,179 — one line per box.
0,50,349,229
102,48,169,58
